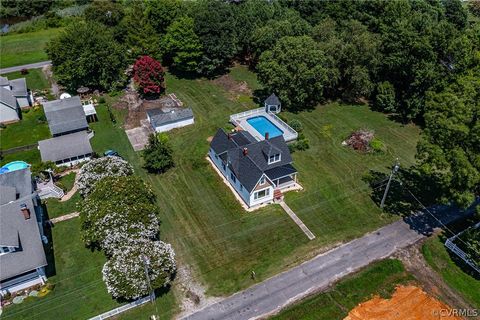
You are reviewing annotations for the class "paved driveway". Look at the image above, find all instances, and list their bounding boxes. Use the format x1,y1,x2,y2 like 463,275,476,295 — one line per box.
182,204,474,320
0,60,51,74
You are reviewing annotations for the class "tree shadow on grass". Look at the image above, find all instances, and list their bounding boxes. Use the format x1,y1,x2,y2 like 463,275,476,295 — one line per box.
438,232,480,281
41,202,56,278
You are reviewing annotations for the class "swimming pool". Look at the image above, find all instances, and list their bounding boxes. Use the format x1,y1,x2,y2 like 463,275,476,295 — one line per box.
246,116,284,139
1,161,30,173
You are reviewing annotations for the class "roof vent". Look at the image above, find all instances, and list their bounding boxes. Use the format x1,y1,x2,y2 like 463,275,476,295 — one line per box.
243,147,248,156
265,132,269,140
20,203,31,220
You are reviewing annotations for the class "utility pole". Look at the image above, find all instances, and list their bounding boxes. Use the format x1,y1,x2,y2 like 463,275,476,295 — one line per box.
380,158,400,209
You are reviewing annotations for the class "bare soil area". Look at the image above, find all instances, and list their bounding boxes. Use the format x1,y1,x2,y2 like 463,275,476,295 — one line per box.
344,285,461,320
213,74,251,101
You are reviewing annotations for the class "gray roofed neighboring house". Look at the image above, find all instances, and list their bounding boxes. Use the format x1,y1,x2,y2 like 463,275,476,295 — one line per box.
0,87,18,109
0,194,47,282
147,107,194,133
38,131,93,164
9,78,28,97
0,76,9,87
0,167,33,199
0,185,17,205
43,96,89,136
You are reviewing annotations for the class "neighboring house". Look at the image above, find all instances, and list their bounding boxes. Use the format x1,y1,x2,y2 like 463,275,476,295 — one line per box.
146,107,194,133
0,87,20,124
38,131,93,167
43,96,89,137
209,128,298,208
0,76,32,108
0,166,48,296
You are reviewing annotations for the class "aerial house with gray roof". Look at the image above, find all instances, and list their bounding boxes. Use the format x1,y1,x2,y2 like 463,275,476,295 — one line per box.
209,128,298,208
0,76,32,124
43,96,89,137
38,131,93,167
0,166,48,296
146,107,194,133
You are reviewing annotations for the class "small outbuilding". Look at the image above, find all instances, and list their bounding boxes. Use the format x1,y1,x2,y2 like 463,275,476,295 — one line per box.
38,131,93,166
146,107,194,133
264,93,281,114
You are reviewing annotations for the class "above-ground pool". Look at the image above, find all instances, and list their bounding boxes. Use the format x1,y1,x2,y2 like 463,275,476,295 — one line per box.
1,161,30,173
246,116,284,139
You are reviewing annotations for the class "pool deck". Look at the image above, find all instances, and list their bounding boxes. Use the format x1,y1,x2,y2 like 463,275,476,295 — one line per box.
230,108,298,142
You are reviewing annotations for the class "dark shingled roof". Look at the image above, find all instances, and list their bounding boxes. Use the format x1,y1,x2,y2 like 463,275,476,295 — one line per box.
265,93,280,106
147,108,193,128
210,129,296,192
38,131,93,163
43,96,88,136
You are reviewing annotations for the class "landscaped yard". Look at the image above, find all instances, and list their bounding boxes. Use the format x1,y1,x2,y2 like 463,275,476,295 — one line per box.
0,28,62,68
0,148,41,166
270,259,414,320
0,107,50,150
422,233,480,307
0,219,176,320
2,68,50,91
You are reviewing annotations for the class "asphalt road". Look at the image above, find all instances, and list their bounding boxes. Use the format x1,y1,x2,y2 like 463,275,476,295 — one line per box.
182,204,474,320
0,60,51,74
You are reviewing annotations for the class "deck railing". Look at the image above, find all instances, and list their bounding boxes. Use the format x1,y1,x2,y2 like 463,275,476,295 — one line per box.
229,107,264,124
444,222,480,275
268,112,298,137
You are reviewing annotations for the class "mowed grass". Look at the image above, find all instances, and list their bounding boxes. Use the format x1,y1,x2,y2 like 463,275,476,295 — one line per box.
0,28,62,68
422,234,480,307
3,68,49,90
270,259,414,320
0,148,40,166
0,107,50,150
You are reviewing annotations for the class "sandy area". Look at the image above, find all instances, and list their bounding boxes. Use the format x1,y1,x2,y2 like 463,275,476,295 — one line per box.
344,285,461,320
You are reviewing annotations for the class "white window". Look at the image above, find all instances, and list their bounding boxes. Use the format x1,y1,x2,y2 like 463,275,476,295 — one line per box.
0,246,16,256
260,176,266,185
268,153,281,164
222,163,226,171
240,184,243,191
254,188,270,200
230,172,236,183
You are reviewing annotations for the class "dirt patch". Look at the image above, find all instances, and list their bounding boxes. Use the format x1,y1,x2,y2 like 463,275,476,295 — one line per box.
213,74,251,101
175,264,222,319
393,242,474,312
344,285,461,320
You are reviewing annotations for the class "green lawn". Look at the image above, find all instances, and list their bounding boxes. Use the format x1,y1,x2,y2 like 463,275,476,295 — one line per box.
44,193,80,219
0,107,50,150
422,234,480,307
3,68,49,91
1,219,176,320
0,28,62,68
271,259,414,320
57,172,76,192
0,148,41,166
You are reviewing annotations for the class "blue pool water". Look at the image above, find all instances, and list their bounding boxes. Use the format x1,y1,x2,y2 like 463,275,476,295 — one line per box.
1,161,30,173
247,116,283,139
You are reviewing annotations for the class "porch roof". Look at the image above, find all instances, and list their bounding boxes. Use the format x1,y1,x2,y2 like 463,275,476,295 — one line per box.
265,164,297,181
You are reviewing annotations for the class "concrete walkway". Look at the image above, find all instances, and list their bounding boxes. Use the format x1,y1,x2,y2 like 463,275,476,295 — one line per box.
0,60,51,74
279,201,315,240
50,212,79,224
182,204,475,320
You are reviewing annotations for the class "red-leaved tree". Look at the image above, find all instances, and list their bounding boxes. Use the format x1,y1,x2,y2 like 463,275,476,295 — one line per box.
133,56,165,95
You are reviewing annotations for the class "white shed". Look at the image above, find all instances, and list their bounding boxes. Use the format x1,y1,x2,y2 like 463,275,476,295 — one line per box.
146,108,194,133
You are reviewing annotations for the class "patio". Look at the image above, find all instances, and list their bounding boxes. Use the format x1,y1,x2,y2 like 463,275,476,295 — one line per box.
229,108,298,142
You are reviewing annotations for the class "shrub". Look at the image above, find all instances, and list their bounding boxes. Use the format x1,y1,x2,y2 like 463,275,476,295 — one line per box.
133,56,165,96
370,138,386,153
143,133,174,174
102,239,176,300
76,156,133,197
20,68,29,75
289,119,303,132
98,96,106,104
80,176,159,254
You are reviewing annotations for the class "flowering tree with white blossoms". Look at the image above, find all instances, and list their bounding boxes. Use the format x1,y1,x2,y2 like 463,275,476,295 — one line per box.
80,176,159,253
76,156,133,197
102,239,176,300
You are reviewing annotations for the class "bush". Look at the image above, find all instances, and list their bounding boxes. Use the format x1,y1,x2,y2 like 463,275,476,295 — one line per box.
370,138,386,153
143,133,174,174
20,68,29,75
133,56,165,96
80,176,159,254
289,119,303,132
76,156,133,197
98,96,106,104
102,239,176,300
289,138,310,152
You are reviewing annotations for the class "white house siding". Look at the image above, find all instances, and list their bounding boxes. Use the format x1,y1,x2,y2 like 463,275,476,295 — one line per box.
209,148,251,206
249,185,274,207
0,102,20,123
153,117,194,133
16,96,30,108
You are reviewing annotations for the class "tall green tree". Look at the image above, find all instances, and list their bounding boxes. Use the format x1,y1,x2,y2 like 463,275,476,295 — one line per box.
416,68,480,207
257,36,338,111
145,0,183,34
191,0,239,75
143,133,174,174
84,0,124,27
46,21,127,91
162,16,203,73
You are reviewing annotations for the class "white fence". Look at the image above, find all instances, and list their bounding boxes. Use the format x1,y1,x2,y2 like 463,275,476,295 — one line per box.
444,222,480,275
229,107,264,124
88,296,151,320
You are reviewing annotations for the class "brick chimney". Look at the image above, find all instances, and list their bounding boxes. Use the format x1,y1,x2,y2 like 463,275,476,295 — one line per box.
243,147,248,156
265,132,269,140
20,204,30,220
227,133,232,140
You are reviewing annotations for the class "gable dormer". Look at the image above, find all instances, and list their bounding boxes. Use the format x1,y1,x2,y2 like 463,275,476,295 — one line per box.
268,153,281,164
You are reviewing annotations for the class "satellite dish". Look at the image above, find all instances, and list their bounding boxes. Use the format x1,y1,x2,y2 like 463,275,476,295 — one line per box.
60,93,72,99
